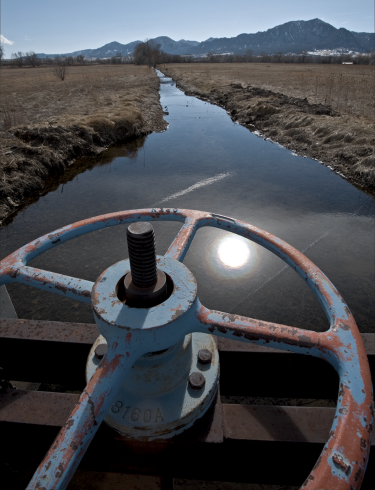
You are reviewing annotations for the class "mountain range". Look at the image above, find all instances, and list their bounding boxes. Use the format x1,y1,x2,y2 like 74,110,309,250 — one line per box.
37,19,374,59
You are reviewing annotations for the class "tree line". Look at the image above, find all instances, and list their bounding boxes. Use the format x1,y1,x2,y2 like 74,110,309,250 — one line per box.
2,44,374,68
133,42,375,65
155,48,374,65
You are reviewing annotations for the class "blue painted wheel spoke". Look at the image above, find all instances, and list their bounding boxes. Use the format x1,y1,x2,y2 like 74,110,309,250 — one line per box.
17,265,93,303
165,217,199,262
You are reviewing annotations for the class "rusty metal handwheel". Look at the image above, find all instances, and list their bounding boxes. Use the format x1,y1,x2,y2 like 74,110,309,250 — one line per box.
0,208,373,489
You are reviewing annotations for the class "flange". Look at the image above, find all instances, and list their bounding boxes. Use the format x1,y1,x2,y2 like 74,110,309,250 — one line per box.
86,331,219,440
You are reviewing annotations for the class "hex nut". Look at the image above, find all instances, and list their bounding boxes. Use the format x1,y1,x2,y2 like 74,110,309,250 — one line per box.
198,348,212,365
95,343,107,359
188,372,206,390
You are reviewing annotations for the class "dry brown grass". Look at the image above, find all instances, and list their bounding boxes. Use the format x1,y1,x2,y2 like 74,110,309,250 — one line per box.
0,64,167,222
163,63,375,117
0,64,162,131
163,63,375,189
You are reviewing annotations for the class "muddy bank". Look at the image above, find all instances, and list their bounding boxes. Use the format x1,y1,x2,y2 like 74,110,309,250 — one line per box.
163,67,375,191
0,68,167,223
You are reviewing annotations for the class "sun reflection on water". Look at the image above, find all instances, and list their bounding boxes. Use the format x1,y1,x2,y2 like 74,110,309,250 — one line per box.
217,236,250,268
205,233,258,279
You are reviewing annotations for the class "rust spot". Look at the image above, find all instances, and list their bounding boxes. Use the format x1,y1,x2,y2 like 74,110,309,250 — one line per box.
298,334,312,344
339,407,349,415
344,305,352,317
70,441,78,451
35,483,46,490
55,284,68,294
354,467,362,482
339,383,345,397
55,463,64,479
302,474,314,486
339,322,350,331
332,453,351,475
170,304,184,320
66,419,74,430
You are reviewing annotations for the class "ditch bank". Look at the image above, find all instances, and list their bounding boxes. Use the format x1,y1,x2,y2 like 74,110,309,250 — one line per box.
0,77,167,224
163,68,375,192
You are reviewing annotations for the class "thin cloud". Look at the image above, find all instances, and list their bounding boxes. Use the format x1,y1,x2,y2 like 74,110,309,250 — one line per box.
1,35,14,45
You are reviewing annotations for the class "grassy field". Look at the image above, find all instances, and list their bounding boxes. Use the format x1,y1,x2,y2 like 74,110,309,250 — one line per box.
162,63,375,117
1,64,165,131
0,64,166,222
163,63,375,189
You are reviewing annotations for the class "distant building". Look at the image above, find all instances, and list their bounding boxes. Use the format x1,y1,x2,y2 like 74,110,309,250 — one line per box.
342,62,354,64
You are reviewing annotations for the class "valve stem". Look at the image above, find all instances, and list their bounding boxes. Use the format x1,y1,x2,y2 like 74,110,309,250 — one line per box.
124,222,168,306
127,222,157,288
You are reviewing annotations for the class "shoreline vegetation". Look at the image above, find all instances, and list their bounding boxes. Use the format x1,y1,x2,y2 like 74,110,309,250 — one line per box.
162,63,375,192
0,65,167,223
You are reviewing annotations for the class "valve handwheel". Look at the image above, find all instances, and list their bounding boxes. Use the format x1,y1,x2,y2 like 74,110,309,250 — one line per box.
0,208,373,489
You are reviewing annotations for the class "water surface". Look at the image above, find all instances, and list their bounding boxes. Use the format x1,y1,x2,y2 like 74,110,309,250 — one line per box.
1,71,374,333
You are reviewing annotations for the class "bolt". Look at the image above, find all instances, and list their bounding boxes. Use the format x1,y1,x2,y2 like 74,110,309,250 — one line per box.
127,222,157,288
188,372,206,390
124,222,168,307
198,349,212,365
95,343,107,359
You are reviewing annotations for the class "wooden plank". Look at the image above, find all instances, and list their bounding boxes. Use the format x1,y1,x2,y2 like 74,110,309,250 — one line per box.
1,396,373,486
218,333,375,355
3,390,372,446
222,404,375,445
68,472,170,490
0,390,79,426
0,318,98,344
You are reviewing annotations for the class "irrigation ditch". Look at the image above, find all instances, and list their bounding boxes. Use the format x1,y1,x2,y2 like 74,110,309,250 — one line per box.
162,65,375,193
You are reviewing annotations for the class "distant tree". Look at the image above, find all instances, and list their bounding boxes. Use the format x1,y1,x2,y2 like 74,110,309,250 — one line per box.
0,45,4,62
74,54,85,64
25,51,39,67
53,56,67,80
260,52,270,63
134,42,147,65
245,49,253,62
207,51,216,63
111,52,123,64
122,55,132,64
11,51,25,67
273,51,283,62
134,40,161,67
300,50,308,63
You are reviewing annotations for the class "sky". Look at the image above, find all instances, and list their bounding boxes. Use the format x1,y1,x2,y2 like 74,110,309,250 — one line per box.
1,0,374,56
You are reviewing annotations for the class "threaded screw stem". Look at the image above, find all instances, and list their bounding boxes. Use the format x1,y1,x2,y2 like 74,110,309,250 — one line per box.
127,222,157,288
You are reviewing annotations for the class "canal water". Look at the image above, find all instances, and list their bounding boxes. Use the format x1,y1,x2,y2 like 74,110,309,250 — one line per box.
1,71,374,333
